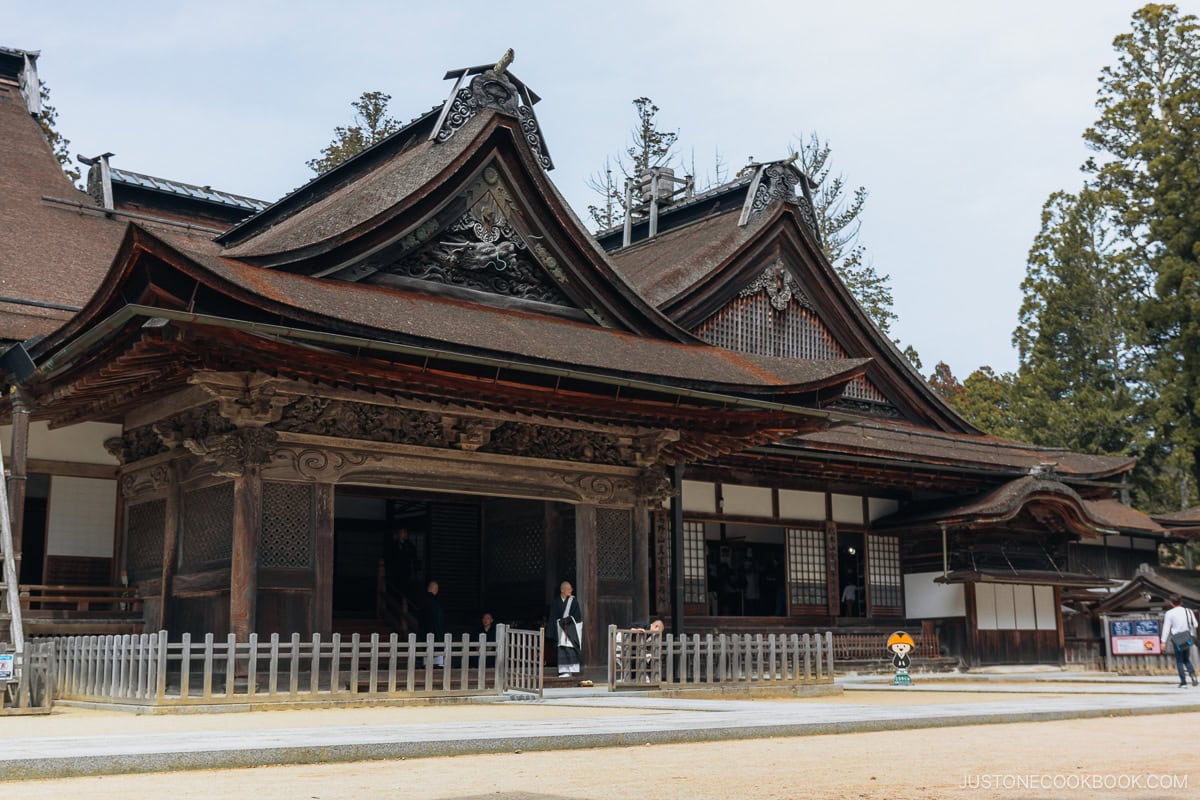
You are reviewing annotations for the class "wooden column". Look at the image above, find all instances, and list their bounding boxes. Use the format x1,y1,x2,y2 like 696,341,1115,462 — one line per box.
230,466,262,639
575,503,599,665
963,581,979,668
312,483,334,636
543,501,562,604
156,471,180,631
632,500,650,624
669,464,684,636
7,387,30,565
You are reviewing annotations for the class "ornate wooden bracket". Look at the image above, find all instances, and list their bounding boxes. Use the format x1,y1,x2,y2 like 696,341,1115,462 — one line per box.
441,416,500,451
183,427,279,478
192,371,291,427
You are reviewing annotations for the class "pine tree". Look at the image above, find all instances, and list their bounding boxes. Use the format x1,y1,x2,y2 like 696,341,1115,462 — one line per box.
308,91,402,175
586,97,678,230
37,83,80,184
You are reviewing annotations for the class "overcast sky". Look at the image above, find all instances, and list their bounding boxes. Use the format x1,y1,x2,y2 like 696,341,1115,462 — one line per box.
3,1,1175,378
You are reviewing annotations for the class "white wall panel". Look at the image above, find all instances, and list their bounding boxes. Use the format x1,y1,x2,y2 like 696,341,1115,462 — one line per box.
722,484,772,517
831,494,863,525
903,571,966,618
1013,584,1037,630
46,476,116,557
779,489,824,521
974,583,997,630
1034,585,1057,630
1,421,122,465
682,481,717,513
868,497,900,522
993,584,1017,629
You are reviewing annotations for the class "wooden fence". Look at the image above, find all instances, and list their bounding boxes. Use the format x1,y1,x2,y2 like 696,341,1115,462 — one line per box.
608,627,834,690
1,642,54,714
500,626,544,698
47,627,516,706
831,631,940,661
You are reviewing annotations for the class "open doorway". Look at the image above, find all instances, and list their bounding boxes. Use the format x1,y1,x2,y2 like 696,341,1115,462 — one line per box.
702,522,787,617
838,531,865,617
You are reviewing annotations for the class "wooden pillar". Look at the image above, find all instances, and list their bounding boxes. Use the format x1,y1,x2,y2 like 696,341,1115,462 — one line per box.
632,500,650,624
313,483,334,636
669,464,684,636
575,503,599,665
7,387,30,565
543,501,562,604
156,471,180,631
230,466,262,639
963,581,979,668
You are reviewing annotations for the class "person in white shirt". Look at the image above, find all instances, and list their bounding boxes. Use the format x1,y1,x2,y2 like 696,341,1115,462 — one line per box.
1159,594,1198,688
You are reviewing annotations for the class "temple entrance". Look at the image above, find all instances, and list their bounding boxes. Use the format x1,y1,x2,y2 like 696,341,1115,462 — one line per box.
700,522,787,617
838,531,865,617
331,487,572,638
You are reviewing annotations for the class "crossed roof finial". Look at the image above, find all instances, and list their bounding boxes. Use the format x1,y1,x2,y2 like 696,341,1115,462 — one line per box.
494,49,515,77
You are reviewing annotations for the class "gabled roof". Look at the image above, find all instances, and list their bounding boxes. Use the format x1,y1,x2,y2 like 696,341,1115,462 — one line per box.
1094,565,1200,613
610,192,976,432
0,78,126,342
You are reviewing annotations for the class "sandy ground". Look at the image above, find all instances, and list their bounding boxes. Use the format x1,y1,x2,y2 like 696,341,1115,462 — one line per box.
3,699,1196,799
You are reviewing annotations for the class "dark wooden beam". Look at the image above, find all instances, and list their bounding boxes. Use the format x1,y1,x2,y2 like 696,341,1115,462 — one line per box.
156,475,180,631
312,483,334,637
575,503,599,665
230,466,262,639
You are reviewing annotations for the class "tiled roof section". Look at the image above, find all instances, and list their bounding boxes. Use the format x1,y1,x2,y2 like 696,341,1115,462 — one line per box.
874,476,1145,536
1151,506,1200,526
609,208,762,306
594,176,753,242
0,86,126,342
1083,499,1164,535
110,168,268,212
217,106,443,253
154,230,870,392
221,109,472,259
791,422,1136,479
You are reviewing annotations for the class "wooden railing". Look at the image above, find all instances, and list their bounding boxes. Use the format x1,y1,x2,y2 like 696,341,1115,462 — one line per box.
608,627,834,690
20,584,143,613
500,626,544,698
47,627,513,706
831,631,940,661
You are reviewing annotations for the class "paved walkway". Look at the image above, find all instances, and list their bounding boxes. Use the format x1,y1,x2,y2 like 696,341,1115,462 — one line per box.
4,675,1200,781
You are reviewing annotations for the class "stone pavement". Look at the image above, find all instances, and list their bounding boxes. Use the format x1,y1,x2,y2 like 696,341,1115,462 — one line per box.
4,674,1200,781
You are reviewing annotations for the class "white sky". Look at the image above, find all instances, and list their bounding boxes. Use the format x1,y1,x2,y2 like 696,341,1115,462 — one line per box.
3,0,1177,378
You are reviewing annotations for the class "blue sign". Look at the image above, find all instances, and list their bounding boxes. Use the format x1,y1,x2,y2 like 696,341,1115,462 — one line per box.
0,653,12,681
1110,620,1160,637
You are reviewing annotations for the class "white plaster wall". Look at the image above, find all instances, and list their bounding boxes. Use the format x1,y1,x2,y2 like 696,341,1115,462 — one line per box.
682,481,717,513
975,582,998,630
1034,585,1057,630
779,489,824,521
831,494,863,525
903,571,965,619
868,497,900,521
1013,584,1037,629
1,421,122,465
722,484,772,517
46,476,116,557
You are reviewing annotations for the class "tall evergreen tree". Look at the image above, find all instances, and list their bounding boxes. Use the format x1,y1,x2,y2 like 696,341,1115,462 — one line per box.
308,91,402,175
1083,3,1200,506
1010,188,1143,454
586,97,678,230
37,83,80,184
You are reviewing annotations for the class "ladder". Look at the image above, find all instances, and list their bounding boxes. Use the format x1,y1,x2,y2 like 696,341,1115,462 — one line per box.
1,442,25,690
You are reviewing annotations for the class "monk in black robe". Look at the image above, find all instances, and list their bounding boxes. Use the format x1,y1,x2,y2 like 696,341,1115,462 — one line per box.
551,580,582,677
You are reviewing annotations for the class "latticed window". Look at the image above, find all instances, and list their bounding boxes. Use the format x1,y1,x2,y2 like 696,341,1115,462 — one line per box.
126,499,166,580
683,520,706,603
597,508,633,580
787,527,826,607
867,534,902,608
261,482,313,568
180,482,234,572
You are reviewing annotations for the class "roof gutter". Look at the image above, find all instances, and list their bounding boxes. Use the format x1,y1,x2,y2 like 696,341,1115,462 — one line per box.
31,304,868,424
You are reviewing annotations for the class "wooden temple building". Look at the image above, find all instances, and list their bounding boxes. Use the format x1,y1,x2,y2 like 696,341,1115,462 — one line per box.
0,47,1174,668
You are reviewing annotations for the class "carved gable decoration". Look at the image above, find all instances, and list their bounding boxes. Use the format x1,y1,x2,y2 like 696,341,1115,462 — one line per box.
434,51,553,170
479,422,624,466
738,263,813,311
371,166,573,307
275,397,448,448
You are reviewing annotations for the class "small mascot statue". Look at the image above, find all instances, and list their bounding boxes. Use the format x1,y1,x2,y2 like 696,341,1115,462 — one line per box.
887,631,915,686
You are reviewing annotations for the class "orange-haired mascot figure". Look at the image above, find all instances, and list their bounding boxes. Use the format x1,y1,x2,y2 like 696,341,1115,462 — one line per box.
887,631,915,686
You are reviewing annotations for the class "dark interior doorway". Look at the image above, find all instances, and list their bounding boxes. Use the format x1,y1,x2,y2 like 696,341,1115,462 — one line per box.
19,473,49,585
838,531,865,617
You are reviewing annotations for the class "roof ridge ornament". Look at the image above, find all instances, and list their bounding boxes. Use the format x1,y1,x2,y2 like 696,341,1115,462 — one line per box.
737,158,819,241
738,262,813,312
430,50,554,170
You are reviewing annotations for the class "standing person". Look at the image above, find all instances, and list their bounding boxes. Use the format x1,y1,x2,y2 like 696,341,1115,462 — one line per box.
419,580,447,668
551,580,583,678
1160,594,1198,688
383,528,420,603
478,611,498,667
